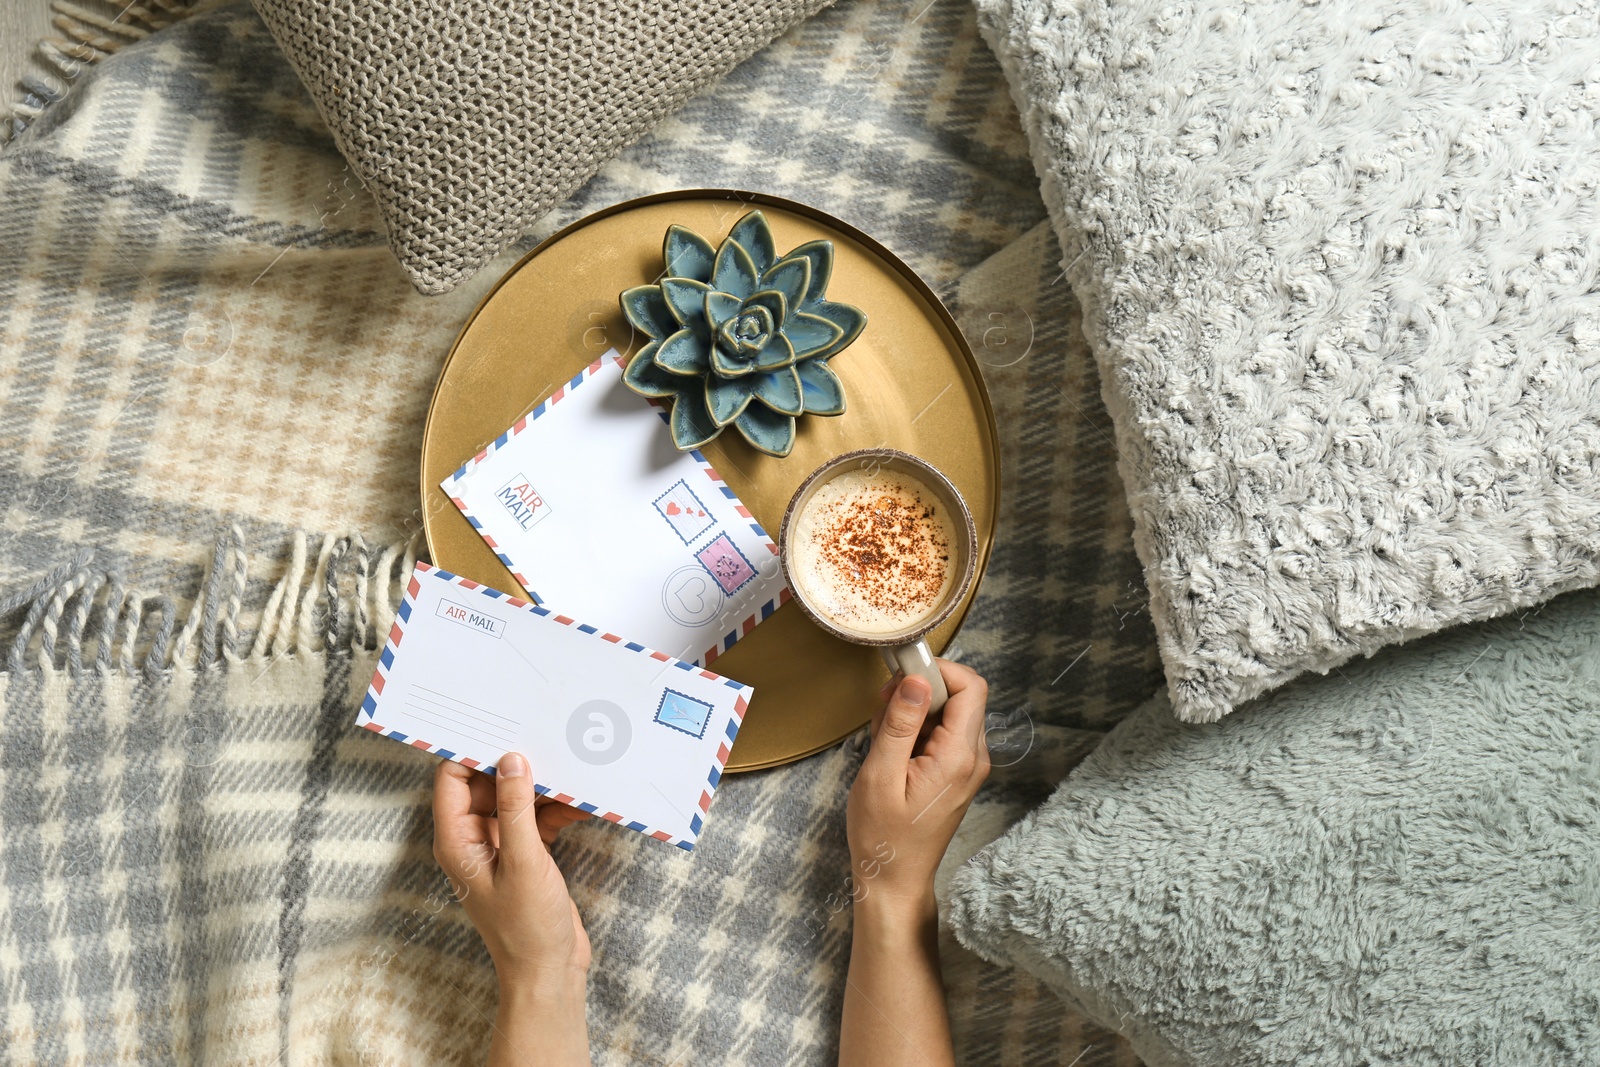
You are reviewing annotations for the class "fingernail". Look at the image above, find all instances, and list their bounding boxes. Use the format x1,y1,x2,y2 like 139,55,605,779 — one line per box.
499,752,528,779
900,677,930,707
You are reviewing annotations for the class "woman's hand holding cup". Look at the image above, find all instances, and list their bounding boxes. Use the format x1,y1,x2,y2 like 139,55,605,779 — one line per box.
845,659,991,917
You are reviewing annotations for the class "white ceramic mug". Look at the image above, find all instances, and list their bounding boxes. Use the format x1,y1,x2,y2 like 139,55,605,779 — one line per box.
778,448,978,712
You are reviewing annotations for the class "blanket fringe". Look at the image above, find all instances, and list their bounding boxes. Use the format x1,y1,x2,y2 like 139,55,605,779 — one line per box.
6,0,206,142
2,527,419,676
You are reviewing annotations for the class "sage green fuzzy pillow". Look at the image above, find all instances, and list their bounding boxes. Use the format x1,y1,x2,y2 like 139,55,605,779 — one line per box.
948,587,1600,1066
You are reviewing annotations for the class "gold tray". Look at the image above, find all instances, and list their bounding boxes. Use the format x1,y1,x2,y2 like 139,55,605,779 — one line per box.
421,190,999,772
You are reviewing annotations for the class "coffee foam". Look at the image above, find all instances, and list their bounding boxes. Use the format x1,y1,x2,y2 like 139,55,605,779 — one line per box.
790,468,956,637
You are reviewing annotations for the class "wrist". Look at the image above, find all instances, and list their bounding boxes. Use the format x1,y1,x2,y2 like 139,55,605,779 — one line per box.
853,883,938,939
496,958,589,1008
492,965,591,1067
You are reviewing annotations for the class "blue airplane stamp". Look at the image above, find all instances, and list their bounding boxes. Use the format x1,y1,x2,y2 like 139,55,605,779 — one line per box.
654,688,714,739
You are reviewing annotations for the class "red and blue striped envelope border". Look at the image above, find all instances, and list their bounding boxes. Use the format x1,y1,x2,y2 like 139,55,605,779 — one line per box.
358,560,753,852
439,354,790,667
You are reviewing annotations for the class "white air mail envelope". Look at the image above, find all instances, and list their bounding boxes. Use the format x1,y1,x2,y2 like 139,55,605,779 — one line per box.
439,351,790,668
357,561,753,851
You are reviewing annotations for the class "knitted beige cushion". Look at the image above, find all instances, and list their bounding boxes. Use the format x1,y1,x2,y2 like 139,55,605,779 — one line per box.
251,0,833,294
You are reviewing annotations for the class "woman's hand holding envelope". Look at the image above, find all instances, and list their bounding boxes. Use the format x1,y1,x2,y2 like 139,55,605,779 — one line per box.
434,752,594,1066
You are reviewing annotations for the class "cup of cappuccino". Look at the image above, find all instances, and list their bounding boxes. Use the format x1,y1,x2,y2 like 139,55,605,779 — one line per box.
779,448,978,712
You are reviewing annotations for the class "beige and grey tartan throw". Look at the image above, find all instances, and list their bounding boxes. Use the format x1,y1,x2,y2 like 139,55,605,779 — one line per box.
0,1,1160,1063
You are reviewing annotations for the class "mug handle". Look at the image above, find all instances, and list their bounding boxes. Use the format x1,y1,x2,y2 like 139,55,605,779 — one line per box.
879,639,949,712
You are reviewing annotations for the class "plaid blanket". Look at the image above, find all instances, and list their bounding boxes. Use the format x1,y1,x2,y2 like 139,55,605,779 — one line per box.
0,1,1159,1063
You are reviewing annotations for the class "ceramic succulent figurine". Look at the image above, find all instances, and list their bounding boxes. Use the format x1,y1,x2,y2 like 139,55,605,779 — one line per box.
618,210,867,457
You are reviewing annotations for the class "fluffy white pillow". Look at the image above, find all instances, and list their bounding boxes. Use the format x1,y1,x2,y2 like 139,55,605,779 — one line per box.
977,0,1600,720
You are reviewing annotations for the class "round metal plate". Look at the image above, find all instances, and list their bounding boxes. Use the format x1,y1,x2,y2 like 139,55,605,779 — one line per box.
421,190,999,771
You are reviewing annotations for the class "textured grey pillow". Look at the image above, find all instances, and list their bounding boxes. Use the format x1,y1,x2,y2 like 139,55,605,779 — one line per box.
976,0,1600,720
251,0,833,294
947,586,1600,1067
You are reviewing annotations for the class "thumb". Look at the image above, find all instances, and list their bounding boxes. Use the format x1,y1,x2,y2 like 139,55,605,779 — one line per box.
865,675,932,777
494,752,546,870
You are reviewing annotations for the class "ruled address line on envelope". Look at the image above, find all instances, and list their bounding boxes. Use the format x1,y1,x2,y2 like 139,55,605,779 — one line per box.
403,684,522,749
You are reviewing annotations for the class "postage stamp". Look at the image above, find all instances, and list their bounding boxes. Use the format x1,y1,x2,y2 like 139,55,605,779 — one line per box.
653,479,715,544
654,688,715,739
695,532,756,595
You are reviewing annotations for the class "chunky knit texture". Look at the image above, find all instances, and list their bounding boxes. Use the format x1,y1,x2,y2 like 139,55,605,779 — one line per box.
975,0,1600,721
251,0,833,294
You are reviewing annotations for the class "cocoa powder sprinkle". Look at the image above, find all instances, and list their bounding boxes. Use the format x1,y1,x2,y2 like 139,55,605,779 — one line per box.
806,487,951,625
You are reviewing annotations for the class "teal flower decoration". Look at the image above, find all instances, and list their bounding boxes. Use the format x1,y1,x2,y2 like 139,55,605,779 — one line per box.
619,210,867,457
